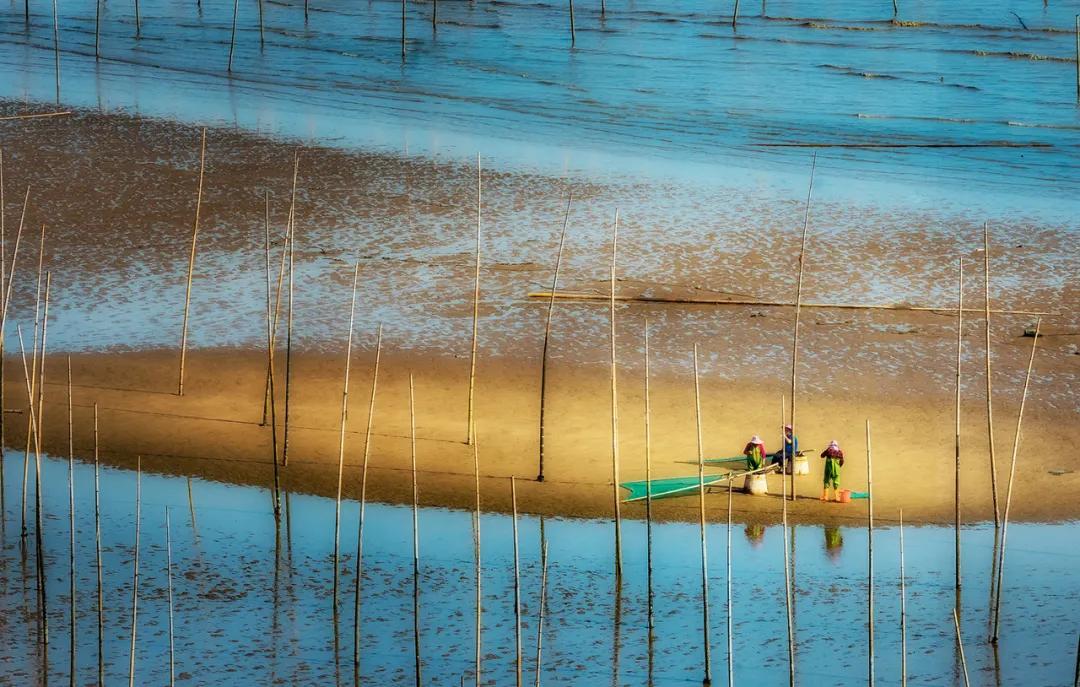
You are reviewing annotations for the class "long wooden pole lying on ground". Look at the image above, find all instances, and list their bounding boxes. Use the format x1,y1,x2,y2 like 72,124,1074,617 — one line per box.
178,128,207,397
512,477,522,687
781,396,795,687
691,344,712,686
128,456,142,687
537,192,572,481
94,403,104,685
17,326,47,644
899,508,907,687
789,153,816,503
609,209,623,577
67,358,76,687
353,325,383,676
954,258,963,591
263,192,281,521
408,375,422,687
467,155,482,445
866,419,875,687
332,260,361,615
990,319,1039,643
22,221,46,540
166,508,176,687
983,222,1001,528
953,609,971,687
534,537,549,687
643,319,654,632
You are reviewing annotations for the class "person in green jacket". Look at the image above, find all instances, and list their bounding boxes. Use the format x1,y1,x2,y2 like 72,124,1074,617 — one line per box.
820,440,844,501
743,435,766,471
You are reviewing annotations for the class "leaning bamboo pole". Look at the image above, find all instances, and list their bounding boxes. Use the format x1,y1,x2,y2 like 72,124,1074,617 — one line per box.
537,192,572,481
866,419,875,687
983,222,1001,528
609,209,623,577
263,193,281,521
227,0,240,72
781,396,795,687
353,325,383,675
990,319,1039,643
0,184,25,524
67,357,76,687
467,154,481,445
409,375,422,687
512,476,522,687
691,344,712,686
332,261,361,615
899,508,907,687
21,221,46,540
954,258,963,591
93,403,104,686
35,274,53,646
166,507,175,687
261,157,298,426
128,456,142,687
533,537,549,687
17,326,47,644
178,128,207,397
789,154,816,503
282,175,297,466
643,319,654,632
953,609,971,687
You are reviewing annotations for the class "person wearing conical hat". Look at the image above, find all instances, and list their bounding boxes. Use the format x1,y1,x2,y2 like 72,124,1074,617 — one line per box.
771,424,799,473
820,440,845,502
743,435,766,471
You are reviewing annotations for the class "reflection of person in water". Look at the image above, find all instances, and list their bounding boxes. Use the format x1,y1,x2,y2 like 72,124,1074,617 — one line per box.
824,526,844,560
744,523,766,547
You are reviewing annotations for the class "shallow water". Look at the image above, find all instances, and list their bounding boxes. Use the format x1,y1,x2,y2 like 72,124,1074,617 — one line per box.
1,452,1078,685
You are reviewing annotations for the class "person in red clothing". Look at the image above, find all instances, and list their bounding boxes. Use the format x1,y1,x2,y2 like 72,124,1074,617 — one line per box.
743,435,766,471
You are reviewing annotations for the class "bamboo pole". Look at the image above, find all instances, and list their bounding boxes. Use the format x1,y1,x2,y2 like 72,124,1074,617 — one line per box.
0,112,73,122
899,508,906,687
35,274,52,648
691,344,712,686
95,0,101,58
432,0,436,30
261,155,298,426
21,221,46,541
990,319,1039,643
726,478,733,687
282,165,298,466
258,0,264,47
789,153,816,503
954,258,963,591
263,192,281,521
512,476,522,687
1075,15,1078,103
67,357,76,687
781,396,794,687
178,128,207,397
93,403,104,686
166,507,175,687
866,419,875,687
952,609,970,687
134,0,141,37
471,419,482,687
228,0,240,72
537,192,572,481
609,209,623,578
1073,632,1079,687
983,222,1001,528
533,537,549,687
353,325,382,675
128,456,142,687
600,0,605,17
409,374,422,687
332,261,361,616
400,0,406,61
17,326,47,644
304,0,309,21
525,291,1051,317
731,0,739,27
52,0,60,103
467,154,481,445
0,148,5,513
569,0,575,45
643,319,654,632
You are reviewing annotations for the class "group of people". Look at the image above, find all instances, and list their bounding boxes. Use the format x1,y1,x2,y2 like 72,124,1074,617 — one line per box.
740,427,847,502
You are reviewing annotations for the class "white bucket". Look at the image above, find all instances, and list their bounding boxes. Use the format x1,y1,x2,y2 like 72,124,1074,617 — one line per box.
744,473,769,496
791,455,810,475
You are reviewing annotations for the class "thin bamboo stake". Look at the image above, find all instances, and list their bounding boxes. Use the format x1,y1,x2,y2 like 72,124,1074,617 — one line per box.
781,395,795,687
258,0,264,47
467,154,481,445
1073,632,1079,687
1075,15,1079,102
643,319,654,632
899,508,907,687
228,0,240,72
537,192,572,481
304,0,309,21
353,325,382,676
93,403,104,686
726,478,733,687
990,319,1039,643
21,221,46,541
409,374,422,687
512,476,522,687
263,192,281,521
568,0,575,45
983,222,1001,528
67,357,76,687
178,128,207,397
282,169,298,466
166,508,175,687
691,344,712,686
17,326,47,645
525,291,1051,317
128,456,142,687
533,537,549,687
609,209,623,578
95,0,101,58
731,0,740,27
471,419,482,687
134,0,141,37
431,0,436,30
955,258,963,591
261,155,298,426
866,419,875,687
952,609,971,687
400,0,406,61
34,273,52,648
789,153,816,503
332,260,361,616
52,0,60,103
